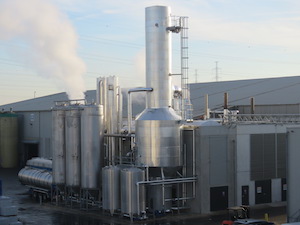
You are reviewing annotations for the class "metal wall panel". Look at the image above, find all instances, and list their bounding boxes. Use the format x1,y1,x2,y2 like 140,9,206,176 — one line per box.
287,127,300,222
250,134,264,180
209,136,227,186
263,134,276,178
277,133,286,178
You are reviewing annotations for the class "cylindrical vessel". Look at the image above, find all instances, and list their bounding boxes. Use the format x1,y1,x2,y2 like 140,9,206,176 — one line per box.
135,108,182,167
102,166,120,214
52,108,65,185
18,167,52,189
148,182,172,212
146,6,172,108
81,105,104,189
26,157,52,170
65,107,81,187
0,113,18,168
121,167,145,215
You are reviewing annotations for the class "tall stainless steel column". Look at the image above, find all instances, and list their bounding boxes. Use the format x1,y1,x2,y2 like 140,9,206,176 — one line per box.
146,6,172,108
135,6,182,167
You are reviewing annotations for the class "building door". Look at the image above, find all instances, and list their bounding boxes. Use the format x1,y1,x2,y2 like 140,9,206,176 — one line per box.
281,178,287,201
255,180,271,204
242,185,249,205
210,186,228,211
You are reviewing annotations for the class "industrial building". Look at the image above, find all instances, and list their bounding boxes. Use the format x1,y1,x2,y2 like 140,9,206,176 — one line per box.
1,5,300,221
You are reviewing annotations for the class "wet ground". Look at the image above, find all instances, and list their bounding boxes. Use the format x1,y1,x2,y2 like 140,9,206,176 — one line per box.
0,168,287,225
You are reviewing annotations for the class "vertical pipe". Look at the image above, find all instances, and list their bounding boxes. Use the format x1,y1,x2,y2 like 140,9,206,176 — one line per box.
250,97,255,114
128,92,132,134
224,92,228,109
204,94,209,120
117,86,123,133
192,128,196,198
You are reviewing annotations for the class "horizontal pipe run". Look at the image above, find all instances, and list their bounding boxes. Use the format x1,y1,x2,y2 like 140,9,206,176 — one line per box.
137,177,197,186
136,177,197,214
128,87,153,93
104,134,133,138
164,196,195,202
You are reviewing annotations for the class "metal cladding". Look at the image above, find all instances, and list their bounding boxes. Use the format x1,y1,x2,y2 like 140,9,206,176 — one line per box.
102,166,120,214
81,105,104,189
136,108,182,167
121,167,145,215
65,107,81,187
52,108,65,185
18,167,52,189
146,6,172,108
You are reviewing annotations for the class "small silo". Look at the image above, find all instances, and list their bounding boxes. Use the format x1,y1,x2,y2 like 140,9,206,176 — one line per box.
80,105,104,189
102,165,120,215
120,167,145,216
0,113,18,168
52,107,66,186
65,106,81,187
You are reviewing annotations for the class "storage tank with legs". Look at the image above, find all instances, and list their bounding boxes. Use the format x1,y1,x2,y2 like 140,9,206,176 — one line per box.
121,167,146,218
65,107,81,188
80,105,104,189
102,165,120,215
52,108,66,187
148,179,172,213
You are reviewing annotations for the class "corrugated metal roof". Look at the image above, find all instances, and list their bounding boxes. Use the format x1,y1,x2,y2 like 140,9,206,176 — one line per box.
190,76,300,117
2,76,300,117
0,89,146,117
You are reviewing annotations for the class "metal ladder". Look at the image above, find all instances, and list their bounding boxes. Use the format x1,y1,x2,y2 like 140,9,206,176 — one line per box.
179,17,193,121
170,16,193,121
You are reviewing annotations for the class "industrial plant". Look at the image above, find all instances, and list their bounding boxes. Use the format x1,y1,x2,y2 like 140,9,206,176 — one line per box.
1,5,300,224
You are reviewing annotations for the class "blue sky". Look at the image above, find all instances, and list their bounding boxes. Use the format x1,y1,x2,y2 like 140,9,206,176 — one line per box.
0,0,300,105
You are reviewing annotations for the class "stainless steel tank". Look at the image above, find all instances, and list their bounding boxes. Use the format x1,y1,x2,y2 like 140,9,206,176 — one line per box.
81,105,104,189
65,107,81,187
148,182,172,212
120,167,145,215
135,108,182,167
26,157,52,170
18,167,52,189
96,76,122,165
52,108,65,185
102,166,120,214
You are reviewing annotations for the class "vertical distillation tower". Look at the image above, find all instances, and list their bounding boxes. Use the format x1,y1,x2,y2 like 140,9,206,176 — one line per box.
136,6,182,168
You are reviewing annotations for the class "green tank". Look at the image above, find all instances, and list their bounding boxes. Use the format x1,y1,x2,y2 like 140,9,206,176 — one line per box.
0,113,18,168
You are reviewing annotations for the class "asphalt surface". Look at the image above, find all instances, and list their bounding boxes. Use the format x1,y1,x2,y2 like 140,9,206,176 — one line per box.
0,168,288,225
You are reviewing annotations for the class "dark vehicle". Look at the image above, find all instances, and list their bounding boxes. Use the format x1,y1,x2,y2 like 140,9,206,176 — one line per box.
233,219,275,225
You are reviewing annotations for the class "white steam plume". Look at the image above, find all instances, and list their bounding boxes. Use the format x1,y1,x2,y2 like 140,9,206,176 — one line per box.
0,0,86,100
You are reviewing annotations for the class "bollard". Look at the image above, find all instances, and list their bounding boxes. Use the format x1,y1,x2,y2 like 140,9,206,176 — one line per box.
264,213,269,222
0,180,2,196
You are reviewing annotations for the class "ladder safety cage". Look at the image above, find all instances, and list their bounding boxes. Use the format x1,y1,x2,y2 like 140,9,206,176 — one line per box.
170,16,193,121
